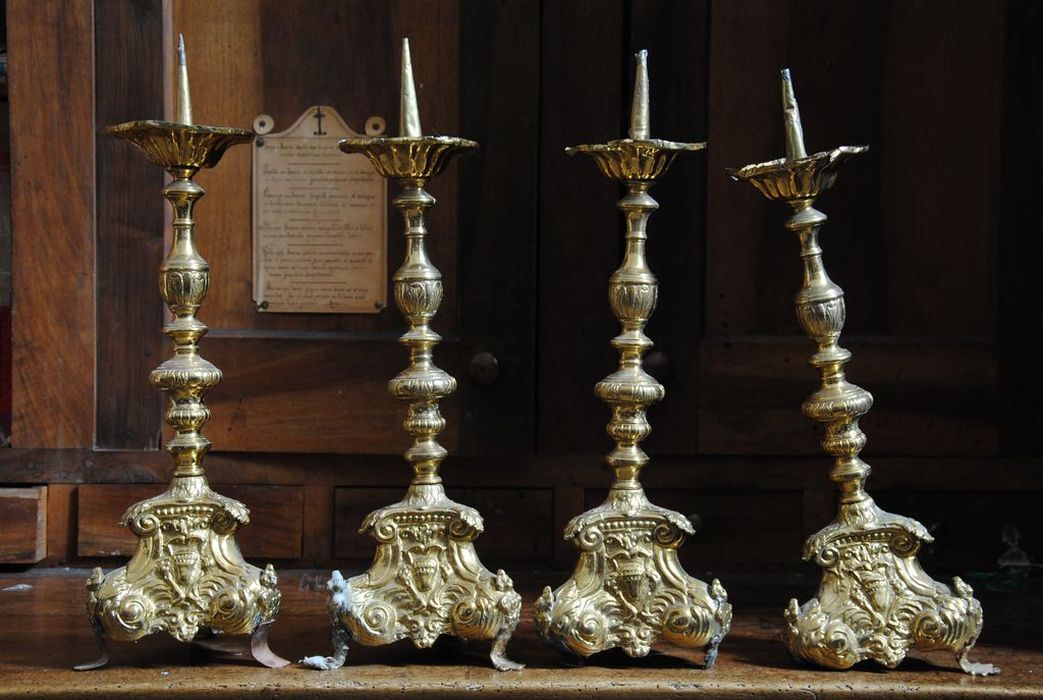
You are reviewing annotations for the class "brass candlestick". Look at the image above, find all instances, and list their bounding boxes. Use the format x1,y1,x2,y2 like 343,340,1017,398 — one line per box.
77,36,286,671
729,69,996,675
534,51,732,665
301,39,522,672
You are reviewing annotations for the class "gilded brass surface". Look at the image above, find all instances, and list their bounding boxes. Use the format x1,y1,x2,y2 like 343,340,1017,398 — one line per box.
729,69,996,676
300,39,521,673
77,37,286,671
534,51,732,665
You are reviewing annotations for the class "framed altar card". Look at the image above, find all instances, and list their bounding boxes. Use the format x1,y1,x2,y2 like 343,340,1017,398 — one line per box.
252,106,388,313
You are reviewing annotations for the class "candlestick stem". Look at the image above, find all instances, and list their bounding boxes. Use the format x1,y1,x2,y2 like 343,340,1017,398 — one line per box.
600,181,659,488
388,178,453,485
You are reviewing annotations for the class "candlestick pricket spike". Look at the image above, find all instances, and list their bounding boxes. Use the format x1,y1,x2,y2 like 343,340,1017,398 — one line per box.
730,69,996,676
76,35,286,671
300,38,522,672
534,50,732,665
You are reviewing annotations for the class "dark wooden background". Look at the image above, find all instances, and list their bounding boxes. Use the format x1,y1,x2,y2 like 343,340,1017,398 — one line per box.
2,0,1040,582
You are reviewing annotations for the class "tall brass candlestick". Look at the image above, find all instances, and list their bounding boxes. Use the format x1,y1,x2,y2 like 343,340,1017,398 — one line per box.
301,39,522,672
534,51,732,665
77,35,286,671
729,69,997,676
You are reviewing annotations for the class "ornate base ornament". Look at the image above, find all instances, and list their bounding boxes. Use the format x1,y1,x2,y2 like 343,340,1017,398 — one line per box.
535,487,731,664
783,501,990,674
535,51,731,665
730,70,997,676
80,480,283,670
303,484,521,671
301,39,521,672
77,37,286,671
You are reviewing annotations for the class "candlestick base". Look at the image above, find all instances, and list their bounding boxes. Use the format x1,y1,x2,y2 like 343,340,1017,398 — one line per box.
77,477,287,670
784,496,997,675
535,485,731,665
300,483,523,671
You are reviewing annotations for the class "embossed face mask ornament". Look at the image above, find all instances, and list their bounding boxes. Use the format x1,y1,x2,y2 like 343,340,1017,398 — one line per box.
300,38,522,672
534,50,732,666
77,35,286,671
729,69,997,676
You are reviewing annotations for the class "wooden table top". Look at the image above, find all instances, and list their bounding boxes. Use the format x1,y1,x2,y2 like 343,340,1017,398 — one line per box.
0,569,1039,698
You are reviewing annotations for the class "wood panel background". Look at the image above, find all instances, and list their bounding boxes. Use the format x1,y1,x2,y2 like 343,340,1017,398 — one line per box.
2,0,1040,577
7,0,95,448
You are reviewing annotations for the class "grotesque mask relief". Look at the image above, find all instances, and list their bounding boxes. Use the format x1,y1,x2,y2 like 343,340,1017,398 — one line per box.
536,495,732,665
82,488,282,664
304,487,524,672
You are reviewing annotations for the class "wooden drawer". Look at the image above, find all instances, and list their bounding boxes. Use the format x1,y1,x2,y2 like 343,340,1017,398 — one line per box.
0,486,47,563
76,484,304,559
334,487,554,561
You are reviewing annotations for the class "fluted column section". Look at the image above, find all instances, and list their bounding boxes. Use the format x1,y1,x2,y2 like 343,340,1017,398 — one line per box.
150,167,221,482
387,178,457,485
596,182,664,490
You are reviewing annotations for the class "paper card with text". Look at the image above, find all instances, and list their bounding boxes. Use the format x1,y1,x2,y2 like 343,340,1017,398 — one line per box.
252,106,387,313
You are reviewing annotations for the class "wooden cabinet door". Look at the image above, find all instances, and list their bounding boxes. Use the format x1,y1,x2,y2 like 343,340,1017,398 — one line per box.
85,0,539,457
537,0,1006,461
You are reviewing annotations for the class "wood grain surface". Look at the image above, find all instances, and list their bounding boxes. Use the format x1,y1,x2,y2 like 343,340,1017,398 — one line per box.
3,0,1040,622
93,0,165,450
0,569,1038,698
0,486,46,562
7,0,96,448
76,484,304,559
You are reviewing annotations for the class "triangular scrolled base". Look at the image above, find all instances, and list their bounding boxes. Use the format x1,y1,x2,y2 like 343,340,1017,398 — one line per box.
535,487,732,665
77,478,287,669
784,497,998,676
301,483,523,671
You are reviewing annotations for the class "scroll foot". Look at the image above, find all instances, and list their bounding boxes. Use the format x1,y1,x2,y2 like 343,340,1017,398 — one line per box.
490,632,524,672
301,620,351,670
251,621,290,668
73,628,109,671
703,640,721,669
958,648,1000,676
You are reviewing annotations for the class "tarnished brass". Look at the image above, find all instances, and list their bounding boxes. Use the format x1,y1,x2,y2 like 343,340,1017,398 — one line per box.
730,69,997,676
534,51,732,665
77,36,286,671
300,39,522,672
